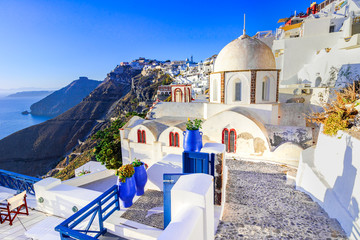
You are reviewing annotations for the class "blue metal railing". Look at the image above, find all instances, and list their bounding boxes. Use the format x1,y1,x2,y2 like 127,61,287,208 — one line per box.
0,169,40,195
55,185,120,240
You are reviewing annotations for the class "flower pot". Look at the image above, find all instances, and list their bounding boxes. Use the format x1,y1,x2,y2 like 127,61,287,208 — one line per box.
183,129,203,152
134,163,148,196
118,175,136,208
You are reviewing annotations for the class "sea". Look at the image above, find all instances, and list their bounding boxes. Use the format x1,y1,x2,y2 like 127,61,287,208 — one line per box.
0,95,51,140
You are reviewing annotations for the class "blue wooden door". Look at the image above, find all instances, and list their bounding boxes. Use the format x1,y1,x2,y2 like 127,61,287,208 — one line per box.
163,173,188,229
182,152,215,176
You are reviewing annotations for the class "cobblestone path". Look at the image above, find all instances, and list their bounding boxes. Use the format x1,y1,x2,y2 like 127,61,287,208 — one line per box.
215,159,347,240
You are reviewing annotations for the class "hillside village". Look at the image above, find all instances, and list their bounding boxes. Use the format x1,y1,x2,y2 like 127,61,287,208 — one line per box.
1,0,360,239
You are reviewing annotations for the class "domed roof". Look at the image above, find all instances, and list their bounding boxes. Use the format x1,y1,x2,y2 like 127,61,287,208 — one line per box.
214,35,276,72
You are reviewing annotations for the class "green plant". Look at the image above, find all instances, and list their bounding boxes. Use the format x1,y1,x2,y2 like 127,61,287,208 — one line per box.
116,164,135,183
132,158,143,167
186,118,203,130
78,169,91,176
92,119,125,170
307,81,359,136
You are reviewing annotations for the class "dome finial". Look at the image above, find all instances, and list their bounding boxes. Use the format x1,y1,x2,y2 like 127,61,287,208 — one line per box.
243,14,246,36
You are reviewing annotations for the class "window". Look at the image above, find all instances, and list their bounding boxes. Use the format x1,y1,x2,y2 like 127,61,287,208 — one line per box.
137,129,146,143
235,82,242,101
169,132,179,147
329,25,335,33
222,128,236,153
212,79,218,101
262,77,270,101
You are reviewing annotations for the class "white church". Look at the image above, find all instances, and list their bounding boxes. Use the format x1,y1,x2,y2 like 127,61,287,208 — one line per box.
120,30,312,174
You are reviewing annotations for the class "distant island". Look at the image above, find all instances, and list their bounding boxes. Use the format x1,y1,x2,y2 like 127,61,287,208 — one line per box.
30,77,102,117
7,91,53,98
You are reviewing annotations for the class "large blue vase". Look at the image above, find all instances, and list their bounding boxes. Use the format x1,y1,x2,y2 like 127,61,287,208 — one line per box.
118,176,136,208
183,129,203,152
134,163,148,196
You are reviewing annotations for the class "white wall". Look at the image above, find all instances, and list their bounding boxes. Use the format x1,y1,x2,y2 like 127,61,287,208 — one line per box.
273,31,342,85
255,71,278,104
34,178,101,218
224,72,251,104
210,73,221,103
158,174,214,240
296,130,360,239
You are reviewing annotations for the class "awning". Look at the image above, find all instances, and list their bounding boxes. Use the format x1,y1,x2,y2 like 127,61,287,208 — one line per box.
280,22,303,31
278,18,288,23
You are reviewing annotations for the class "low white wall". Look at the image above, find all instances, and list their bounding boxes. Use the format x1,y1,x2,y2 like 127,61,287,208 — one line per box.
34,178,102,218
296,130,360,239
158,174,214,240
64,169,115,187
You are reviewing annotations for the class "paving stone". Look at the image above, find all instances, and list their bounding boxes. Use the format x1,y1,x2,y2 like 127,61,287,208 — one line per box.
215,159,348,240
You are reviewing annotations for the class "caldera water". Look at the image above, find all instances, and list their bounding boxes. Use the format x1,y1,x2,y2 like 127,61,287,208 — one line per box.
0,96,51,140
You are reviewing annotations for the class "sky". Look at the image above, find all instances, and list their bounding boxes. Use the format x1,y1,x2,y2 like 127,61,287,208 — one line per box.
0,0,311,90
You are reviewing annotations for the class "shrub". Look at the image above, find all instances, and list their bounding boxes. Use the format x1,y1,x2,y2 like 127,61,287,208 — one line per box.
307,81,359,136
92,119,125,170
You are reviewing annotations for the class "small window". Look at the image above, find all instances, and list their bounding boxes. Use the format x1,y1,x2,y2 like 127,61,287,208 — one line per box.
235,82,242,101
169,132,180,147
212,79,218,101
222,128,237,153
262,77,270,101
329,25,335,33
138,129,146,143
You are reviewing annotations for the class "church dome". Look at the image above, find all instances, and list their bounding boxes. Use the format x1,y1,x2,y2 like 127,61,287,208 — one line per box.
214,35,276,72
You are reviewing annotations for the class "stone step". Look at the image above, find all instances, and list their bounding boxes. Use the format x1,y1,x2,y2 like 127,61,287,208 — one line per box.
104,211,163,240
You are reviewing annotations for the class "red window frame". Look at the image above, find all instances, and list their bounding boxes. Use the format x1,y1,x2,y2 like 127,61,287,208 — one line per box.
137,129,146,143
173,88,182,102
174,132,179,147
169,132,180,147
222,128,236,153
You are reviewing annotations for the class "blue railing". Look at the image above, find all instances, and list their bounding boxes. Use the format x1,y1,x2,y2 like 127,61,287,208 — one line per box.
55,185,120,240
0,169,40,195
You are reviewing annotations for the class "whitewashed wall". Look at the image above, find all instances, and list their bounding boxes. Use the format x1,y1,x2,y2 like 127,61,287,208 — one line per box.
158,174,214,240
34,178,101,218
296,130,360,239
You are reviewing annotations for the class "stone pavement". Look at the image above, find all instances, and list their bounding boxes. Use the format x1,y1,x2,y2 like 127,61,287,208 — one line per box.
215,159,347,240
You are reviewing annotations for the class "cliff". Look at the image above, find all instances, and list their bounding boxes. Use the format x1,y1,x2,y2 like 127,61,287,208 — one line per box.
0,67,139,177
30,77,101,117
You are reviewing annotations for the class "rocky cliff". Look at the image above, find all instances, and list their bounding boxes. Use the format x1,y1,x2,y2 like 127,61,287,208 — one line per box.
0,66,140,177
30,77,101,117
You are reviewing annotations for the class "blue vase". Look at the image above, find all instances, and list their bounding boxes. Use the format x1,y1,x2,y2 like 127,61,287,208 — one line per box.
118,176,136,208
183,130,203,152
134,163,148,196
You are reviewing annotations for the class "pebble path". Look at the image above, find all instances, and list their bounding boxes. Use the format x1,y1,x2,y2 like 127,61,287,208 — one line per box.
215,159,347,240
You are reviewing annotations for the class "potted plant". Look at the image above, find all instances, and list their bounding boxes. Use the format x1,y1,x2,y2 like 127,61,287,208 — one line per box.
116,164,136,208
183,118,203,152
132,158,148,196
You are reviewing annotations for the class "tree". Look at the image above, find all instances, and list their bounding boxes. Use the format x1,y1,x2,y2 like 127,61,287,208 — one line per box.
92,119,125,169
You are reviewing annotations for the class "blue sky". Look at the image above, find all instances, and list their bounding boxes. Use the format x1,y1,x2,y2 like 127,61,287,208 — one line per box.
0,0,310,90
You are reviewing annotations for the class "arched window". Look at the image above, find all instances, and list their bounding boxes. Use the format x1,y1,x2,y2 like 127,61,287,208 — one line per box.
138,129,146,143
234,81,242,101
137,130,141,143
169,132,180,147
262,77,270,101
222,128,236,153
174,132,179,147
212,79,218,102
315,77,322,87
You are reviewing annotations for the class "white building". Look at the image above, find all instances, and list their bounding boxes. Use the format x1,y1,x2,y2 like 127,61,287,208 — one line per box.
120,32,312,170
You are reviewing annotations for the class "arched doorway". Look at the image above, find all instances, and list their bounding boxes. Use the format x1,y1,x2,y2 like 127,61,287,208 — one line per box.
174,88,182,102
